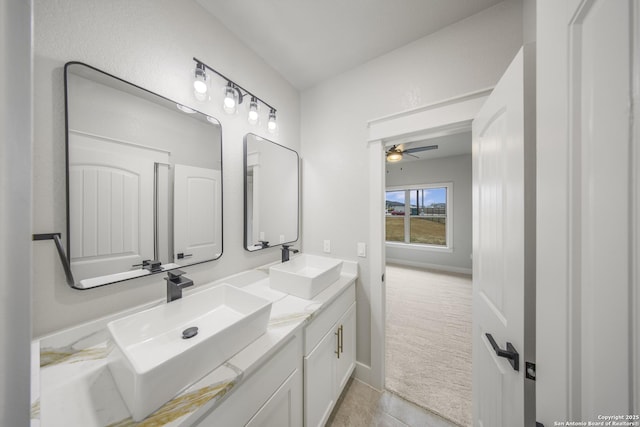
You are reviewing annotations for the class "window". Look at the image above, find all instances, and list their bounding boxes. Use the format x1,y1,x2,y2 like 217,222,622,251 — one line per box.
385,183,451,249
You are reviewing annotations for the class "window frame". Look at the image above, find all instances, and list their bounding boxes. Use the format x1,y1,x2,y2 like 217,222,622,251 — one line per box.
385,182,453,252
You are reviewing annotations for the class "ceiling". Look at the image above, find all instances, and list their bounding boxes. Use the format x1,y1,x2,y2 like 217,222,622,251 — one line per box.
196,0,505,90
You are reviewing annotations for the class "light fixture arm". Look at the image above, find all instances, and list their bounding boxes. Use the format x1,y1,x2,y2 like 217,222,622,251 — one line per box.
193,57,276,113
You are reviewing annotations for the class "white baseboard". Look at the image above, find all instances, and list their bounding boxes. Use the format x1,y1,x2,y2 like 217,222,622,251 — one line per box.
386,258,472,275
354,361,382,391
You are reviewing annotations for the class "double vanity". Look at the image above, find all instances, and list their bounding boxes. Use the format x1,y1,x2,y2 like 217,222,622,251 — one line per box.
34,61,349,426
33,255,357,426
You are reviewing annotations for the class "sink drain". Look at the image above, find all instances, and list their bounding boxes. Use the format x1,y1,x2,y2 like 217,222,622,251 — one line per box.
182,326,198,339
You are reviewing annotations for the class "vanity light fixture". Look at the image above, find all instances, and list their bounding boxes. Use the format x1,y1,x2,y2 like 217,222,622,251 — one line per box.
223,81,241,114
192,57,277,127
248,97,259,125
267,109,277,133
193,62,209,100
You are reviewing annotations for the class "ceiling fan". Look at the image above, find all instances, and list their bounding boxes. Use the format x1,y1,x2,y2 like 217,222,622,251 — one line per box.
385,144,438,162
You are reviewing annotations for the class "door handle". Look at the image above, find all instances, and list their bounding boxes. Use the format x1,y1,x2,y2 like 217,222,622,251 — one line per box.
485,333,519,371
177,253,193,260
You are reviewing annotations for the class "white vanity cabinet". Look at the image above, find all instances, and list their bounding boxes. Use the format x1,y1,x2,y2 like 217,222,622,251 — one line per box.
194,332,303,426
303,283,356,427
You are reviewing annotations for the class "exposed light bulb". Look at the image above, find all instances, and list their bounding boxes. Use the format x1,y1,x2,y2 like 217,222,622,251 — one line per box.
193,63,208,100
223,84,237,114
267,109,277,133
248,97,259,125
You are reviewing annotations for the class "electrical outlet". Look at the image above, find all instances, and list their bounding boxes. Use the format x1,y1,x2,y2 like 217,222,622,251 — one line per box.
323,240,331,253
279,235,285,243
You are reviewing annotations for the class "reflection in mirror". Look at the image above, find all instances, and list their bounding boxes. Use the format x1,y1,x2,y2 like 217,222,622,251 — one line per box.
65,62,223,289
244,134,299,251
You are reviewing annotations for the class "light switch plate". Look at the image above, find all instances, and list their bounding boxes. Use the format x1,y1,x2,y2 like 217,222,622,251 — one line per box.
323,240,331,253
357,242,366,257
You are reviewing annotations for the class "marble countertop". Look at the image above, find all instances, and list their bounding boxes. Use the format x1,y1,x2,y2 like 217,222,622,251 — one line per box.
32,259,357,427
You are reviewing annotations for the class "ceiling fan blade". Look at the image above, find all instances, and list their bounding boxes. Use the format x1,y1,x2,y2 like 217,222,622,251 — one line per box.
405,152,419,158
403,144,438,154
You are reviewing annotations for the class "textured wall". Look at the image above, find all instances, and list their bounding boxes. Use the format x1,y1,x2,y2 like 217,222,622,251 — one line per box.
32,0,300,337
301,0,522,367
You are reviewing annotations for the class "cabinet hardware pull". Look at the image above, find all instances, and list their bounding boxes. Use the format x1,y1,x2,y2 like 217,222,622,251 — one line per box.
339,325,344,354
335,329,340,358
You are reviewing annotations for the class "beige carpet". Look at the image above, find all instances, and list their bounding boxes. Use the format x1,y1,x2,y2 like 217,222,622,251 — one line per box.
385,264,472,427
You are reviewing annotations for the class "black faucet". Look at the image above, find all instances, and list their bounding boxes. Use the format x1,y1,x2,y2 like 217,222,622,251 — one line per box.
281,244,299,263
164,269,193,302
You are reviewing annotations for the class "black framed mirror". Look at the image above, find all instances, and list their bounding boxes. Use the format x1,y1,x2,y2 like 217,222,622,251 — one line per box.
243,133,299,251
64,62,223,289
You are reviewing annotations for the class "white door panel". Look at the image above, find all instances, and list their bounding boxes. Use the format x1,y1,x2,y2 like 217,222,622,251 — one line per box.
69,132,168,282
472,45,535,426
537,0,638,423
173,164,222,265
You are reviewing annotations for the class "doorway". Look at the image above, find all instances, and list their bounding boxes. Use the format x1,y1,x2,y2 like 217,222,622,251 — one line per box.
365,88,492,417
382,131,473,426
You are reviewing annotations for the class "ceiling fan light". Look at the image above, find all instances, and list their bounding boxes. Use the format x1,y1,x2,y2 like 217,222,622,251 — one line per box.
386,151,402,162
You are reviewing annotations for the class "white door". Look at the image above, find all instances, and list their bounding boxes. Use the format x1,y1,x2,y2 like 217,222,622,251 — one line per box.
537,1,638,423
69,132,168,282
472,45,536,426
173,164,222,265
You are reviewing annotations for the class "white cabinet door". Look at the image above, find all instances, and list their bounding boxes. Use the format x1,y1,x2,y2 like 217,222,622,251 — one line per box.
335,303,356,393
246,369,302,427
304,327,337,427
472,45,535,426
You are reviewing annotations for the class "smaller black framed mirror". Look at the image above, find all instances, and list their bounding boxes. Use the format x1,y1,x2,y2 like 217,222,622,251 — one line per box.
243,133,299,251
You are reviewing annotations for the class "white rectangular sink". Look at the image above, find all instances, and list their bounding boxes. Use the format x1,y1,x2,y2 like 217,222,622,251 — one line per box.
107,284,272,421
269,254,343,299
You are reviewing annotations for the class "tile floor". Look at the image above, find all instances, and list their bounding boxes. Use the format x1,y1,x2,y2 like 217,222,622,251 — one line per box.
326,378,461,427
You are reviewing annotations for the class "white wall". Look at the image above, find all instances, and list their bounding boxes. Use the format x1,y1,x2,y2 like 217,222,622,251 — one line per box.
32,0,300,337
0,0,32,425
385,153,472,273
301,0,522,369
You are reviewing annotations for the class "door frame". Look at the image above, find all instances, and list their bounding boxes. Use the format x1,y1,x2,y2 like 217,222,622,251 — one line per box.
364,88,492,390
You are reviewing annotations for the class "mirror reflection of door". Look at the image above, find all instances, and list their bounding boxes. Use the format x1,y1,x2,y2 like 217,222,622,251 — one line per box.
69,132,169,284
173,164,222,265
246,151,261,247
243,133,299,251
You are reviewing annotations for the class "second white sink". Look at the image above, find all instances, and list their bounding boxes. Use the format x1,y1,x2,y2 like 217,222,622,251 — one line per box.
107,283,272,421
269,254,343,299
